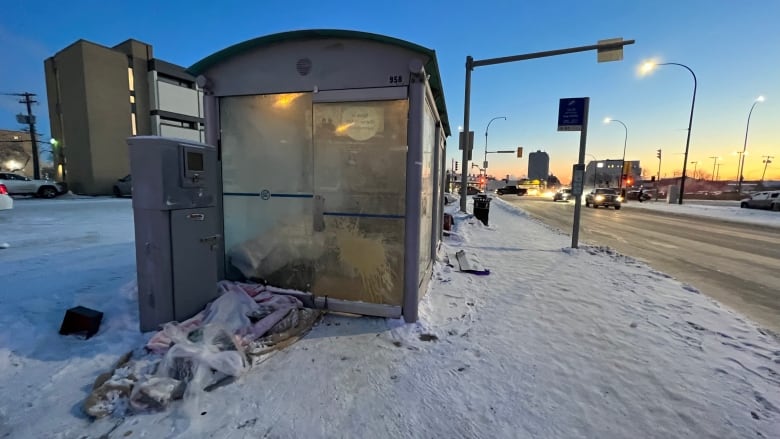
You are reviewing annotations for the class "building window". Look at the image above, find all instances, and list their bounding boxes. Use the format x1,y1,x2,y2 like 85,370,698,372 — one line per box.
128,68,135,92
157,73,194,89
131,113,137,136
160,117,196,129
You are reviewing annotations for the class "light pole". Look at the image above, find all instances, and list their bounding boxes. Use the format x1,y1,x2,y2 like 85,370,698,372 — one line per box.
640,61,697,204
604,117,628,190
716,162,723,181
737,96,765,194
733,151,747,180
690,161,698,180
484,116,507,177
458,38,636,212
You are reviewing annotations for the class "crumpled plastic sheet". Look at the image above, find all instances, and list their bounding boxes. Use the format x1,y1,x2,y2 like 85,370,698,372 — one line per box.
146,281,302,355
86,280,316,418
139,281,303,409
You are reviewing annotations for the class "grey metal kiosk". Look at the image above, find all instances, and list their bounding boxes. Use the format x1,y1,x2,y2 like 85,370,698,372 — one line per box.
128,136,221,332
189,29,451,322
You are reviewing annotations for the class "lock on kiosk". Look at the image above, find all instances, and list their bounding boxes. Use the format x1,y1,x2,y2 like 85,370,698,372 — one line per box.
128,136,221,332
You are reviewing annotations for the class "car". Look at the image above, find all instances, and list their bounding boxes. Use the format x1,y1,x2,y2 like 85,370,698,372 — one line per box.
113,174,133,197
496,185,528,196
0,172,66,198
740,190,780,211
0,184,13,211
553,188,573,202
585,188,622,209
626,190,652,201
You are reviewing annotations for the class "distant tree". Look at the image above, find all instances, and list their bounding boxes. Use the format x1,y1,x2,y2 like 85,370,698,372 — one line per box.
547,174,561,187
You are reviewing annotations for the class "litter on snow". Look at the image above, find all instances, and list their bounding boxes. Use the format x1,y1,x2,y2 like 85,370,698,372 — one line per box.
83,280,322,418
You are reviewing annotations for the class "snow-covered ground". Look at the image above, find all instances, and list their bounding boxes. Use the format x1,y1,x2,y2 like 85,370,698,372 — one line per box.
0,197,777,438
622,198,780,228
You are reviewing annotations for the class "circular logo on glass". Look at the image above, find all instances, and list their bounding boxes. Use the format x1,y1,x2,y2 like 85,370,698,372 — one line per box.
260,189,271,200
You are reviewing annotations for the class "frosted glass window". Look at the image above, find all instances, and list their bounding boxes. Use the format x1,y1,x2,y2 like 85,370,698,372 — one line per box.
311,100,408,305
418,101,436,282
220,93,315,290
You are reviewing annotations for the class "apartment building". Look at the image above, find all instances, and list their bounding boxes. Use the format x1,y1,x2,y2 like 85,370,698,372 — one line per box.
44,39,204,195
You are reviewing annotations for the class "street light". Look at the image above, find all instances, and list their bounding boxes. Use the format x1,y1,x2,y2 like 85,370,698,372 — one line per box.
640,60,697,204
484,116,507,177
604,117,628,190
690,161,698,180
737,95,765,194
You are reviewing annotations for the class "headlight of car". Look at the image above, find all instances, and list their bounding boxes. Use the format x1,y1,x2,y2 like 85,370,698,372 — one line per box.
595,195,604,201
617,196,624,202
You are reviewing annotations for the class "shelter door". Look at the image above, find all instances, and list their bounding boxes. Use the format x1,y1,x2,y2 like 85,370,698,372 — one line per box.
310,100,408,306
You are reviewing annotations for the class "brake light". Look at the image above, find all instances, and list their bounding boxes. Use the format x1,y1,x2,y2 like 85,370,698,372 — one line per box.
0,184,7,195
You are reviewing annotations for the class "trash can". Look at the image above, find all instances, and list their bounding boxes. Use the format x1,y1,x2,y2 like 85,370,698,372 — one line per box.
473,194,491,226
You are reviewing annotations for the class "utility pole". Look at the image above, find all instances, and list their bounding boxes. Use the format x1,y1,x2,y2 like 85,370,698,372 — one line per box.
5,92,41,179
655,149,662,201
761,155,774,182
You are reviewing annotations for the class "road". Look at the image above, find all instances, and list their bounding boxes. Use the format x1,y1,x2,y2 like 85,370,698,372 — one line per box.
501,196,780,333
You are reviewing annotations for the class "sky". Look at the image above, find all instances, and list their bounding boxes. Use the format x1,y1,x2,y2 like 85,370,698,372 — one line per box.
1,0,778,183
1,197,777,437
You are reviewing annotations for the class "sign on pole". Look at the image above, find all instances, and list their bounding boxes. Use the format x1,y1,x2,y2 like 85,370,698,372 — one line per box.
597,38,625,63
557,98,587,131
557,96,590,249
571,164,585,196
458,131,474,150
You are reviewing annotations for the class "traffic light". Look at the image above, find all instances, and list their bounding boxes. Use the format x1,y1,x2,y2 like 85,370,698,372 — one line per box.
454,161,459,171
656,149,662,159
517,146,523,158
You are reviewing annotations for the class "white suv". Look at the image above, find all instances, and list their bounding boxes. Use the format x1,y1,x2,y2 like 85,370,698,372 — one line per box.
740,190,780,211
0,172,66,198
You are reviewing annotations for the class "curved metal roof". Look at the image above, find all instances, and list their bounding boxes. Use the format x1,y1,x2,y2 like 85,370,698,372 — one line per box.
188,29,450,136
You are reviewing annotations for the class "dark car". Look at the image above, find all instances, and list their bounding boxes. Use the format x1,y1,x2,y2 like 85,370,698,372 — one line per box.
496,185,518,195
585,188,622,209
113,174,132,197
553,188,573,202
495,185,528,196
626,190,652,201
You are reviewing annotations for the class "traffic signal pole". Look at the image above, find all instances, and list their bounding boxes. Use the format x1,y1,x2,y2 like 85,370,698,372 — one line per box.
459,39,635,213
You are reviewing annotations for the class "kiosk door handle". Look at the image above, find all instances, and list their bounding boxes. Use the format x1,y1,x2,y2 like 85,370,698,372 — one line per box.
200,234,221,251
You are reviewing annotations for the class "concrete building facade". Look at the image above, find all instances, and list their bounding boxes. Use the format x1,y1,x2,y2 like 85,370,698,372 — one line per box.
44,39,204,195
527,150,549,181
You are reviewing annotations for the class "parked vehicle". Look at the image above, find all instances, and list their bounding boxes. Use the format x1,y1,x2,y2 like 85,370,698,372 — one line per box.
585,188,622,209
0,172,66,198
0,184,13,210
626,190,652,201
740,190,780,211
553,188,573,202
113,174,133,197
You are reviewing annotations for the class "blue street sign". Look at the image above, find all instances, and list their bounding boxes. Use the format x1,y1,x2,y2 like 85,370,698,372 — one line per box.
558,98,587,131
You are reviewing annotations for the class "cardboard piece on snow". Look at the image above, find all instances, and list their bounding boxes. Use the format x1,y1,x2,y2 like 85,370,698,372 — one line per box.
454,250,490,275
